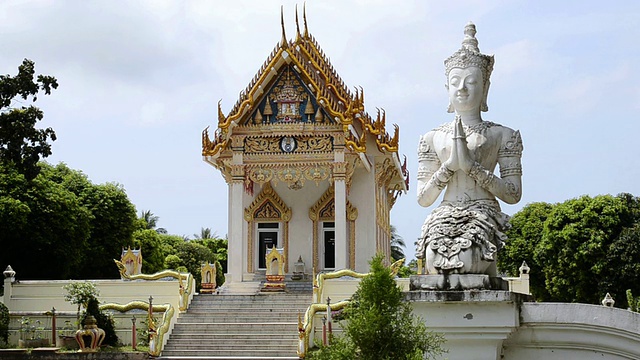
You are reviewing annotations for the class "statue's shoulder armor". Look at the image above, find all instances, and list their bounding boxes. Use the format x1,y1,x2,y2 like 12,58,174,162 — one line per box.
495,125,523,156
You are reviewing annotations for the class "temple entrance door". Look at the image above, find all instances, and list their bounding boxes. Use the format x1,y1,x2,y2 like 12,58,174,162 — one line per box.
258,223,279,270
323,222,335,270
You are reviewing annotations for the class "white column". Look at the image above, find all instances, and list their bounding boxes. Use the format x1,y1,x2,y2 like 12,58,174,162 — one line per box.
334,178,347,270
333,146,348,270
228,179,244,283
228,139,245,283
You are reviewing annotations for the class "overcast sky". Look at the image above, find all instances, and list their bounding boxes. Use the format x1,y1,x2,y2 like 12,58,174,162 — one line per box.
2,1,639,260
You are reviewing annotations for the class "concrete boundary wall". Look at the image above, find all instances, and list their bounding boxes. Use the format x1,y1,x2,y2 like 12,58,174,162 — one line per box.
502,303,640,360
1,278,186,347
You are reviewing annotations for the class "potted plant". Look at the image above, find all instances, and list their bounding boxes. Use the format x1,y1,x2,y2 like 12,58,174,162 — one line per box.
55,320,78,349
18,317,48,348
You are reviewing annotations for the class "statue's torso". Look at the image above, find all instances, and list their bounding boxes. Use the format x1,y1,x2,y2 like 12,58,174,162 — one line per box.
426,120,513,204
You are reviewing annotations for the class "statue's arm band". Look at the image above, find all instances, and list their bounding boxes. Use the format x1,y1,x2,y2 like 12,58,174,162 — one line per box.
468,162,520,201
428,165,454,190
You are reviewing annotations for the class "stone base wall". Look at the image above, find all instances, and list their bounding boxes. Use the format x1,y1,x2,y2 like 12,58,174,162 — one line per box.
0,350,148,360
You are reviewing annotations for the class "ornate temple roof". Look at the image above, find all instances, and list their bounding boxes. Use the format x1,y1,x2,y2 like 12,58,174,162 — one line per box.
202,6,408,192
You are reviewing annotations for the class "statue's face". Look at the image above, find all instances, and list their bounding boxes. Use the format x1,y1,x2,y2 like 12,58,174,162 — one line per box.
447,66,484,113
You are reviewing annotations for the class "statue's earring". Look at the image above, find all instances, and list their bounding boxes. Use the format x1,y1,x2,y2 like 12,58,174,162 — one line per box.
480,80,490,112
446,83,454,113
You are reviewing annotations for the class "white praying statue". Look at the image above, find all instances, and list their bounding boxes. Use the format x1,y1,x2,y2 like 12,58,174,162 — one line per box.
416,22,523,276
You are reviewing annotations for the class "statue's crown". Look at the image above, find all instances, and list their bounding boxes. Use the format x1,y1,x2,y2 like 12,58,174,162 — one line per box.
444,22,494,84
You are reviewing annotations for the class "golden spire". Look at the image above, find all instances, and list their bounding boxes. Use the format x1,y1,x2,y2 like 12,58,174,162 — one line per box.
314,108,324,123
280,6,288,49
304,98,314,116
217,100,226,126
253,108,262,125
303,3,309,38
295,4,302,41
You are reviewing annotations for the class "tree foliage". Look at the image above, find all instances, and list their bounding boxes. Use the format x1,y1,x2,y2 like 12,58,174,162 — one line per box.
499,193,640,308
83,298,118,346
309,255,445,360
0,302,9,345
0,59,58,180
0,162,137,279
139,210,167,234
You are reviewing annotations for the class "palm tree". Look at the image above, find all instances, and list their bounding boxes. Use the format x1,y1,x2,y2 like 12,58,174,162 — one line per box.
139,210,167,234
390,225,406,261
193,227,217,240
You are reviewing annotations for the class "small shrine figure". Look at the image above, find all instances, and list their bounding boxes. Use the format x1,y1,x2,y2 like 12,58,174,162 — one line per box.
120,247,142,278
200,262,217,294
262,247,286,292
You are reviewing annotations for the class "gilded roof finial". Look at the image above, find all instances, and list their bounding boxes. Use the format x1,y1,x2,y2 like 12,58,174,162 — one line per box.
295,4,302,41
303,2,309,38
217,100,226,125
280,6,288,49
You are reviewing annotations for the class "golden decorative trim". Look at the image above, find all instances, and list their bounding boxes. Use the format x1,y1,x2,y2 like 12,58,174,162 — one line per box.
244,182,291,273
100,301,174,357
246,163,333,188
234,123,342,136
312,220,318,273
308,186,357,271
244,182,291,221
247,221,254,273
243,152,335,163
114,260,193,312
284,222,289,273
349,221,356,268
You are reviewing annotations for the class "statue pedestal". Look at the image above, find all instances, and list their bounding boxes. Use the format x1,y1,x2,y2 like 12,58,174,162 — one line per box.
410,274,508,291
406,290,532,360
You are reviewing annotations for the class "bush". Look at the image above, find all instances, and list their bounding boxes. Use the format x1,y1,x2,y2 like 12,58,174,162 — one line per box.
63,281,99,328
309,255,445,360
0,302,9,345
83,298,118,346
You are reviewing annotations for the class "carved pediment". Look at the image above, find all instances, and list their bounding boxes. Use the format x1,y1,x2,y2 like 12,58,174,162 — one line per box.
309,186,358,221
243,66,333,126
245,182,291,221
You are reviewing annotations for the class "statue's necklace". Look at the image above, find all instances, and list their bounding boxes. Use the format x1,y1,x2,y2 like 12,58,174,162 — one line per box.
437,117,497,136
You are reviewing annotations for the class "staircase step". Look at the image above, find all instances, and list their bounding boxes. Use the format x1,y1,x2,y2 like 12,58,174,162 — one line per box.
162,292,310,358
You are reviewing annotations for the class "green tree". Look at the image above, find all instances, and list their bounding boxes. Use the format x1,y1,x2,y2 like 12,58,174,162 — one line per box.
193,227,217,240
196,236,228,273
173,241,216,289
0,162,138,280
310,255,445,360
133,229,167,274
45,163,137,278
0,59,58,180
0,162,91,279
498,201,553,301
139,210,167,234
499,193,640,307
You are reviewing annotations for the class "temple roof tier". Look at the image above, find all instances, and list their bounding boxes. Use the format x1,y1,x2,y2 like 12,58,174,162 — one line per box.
202,7,408,193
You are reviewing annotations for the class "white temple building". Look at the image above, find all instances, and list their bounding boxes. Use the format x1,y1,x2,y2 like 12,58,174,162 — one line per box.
201,14,408,283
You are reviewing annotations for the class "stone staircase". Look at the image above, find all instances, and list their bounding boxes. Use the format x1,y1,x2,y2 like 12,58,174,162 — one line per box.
160,286,312,359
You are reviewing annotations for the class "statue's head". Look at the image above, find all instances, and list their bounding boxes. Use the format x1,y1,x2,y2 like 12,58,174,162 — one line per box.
444,22,494,113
